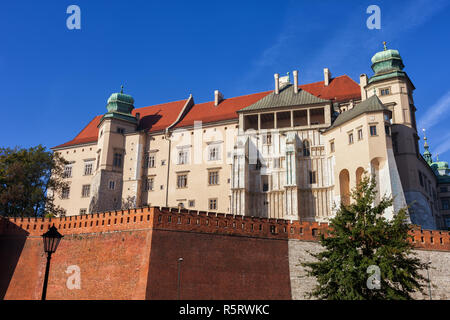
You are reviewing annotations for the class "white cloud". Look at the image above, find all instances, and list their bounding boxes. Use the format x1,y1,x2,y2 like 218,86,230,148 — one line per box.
418,90,450,130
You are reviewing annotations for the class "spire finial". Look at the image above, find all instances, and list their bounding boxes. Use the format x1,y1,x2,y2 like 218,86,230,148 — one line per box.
383,41,387,51
422,128,429,148
120,85,124,94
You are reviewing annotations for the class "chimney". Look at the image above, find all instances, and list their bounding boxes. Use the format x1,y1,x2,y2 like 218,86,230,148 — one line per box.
324,68,331,86
274,73,280,94
359,74,368,101
214,90,224,106
293,70,299,94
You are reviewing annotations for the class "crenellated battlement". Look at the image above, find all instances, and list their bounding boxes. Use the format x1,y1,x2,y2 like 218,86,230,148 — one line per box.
0,206,449,251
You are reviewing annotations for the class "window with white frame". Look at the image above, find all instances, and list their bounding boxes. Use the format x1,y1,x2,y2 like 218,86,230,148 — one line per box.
64,165,72,178
178,150,188,165
208,171,219,185
144,177,154,191
144,153,156,168
61,187,70,199
81,185,90,198
263,133,272,145
177,174,187,188
208,198,218,210
79,208,87,215
84,161,94,175
348,133,354,144
208,145,221,161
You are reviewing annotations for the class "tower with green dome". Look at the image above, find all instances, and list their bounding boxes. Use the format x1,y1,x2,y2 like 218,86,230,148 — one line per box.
90,86,140,214
359,42,446,230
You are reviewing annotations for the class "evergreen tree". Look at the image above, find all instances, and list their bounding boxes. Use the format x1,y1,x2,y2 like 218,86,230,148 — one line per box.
0,145,68,217
302,175,428,299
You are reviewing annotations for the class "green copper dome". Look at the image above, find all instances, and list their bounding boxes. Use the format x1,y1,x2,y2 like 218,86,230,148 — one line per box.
101,86,137,124
106,86,135,114
369,42,406,84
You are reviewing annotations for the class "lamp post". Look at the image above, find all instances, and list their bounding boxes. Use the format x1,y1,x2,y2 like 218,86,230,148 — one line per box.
177,257,183,300
41,226,63,300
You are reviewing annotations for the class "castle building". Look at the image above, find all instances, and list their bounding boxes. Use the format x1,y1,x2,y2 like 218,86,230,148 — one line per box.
51,44,449,230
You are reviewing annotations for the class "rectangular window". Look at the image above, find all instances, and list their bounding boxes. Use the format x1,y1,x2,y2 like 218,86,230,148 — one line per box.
208,146,220,161
260,113,275,129
261,175,269,192
189,200,195,207
113,152,123,168
263,133,272,145
380,88,391,96
276,111,291,128
293,110,308,126
358,129,363,140
208,171,219,185
370,125,377,136
208,198,218,210
178,150,188,165
96,151,101,170
64,165,72,178
61,187,70,199
348,133,354,144
385,125,391,136
79,208,87,215
81,185,90,198
310,108,325,125
244,114,258,131
330,141,335,153
84,162,93,175
109,180,115,190
144,178,154,191
117,127,125,134
144,153,155,168
309,171,317,184
440,187,448,193
177,174,187,188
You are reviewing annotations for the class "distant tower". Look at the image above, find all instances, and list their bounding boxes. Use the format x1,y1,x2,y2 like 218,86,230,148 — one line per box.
422,129,433,165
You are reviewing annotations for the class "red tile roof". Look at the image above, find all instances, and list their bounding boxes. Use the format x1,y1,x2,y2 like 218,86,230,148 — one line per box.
53,75,361,149
53,99,188,149
174,91,272,129
299,75,361,102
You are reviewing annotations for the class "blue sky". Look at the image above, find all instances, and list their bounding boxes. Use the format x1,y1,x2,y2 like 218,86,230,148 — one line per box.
1,0,449,160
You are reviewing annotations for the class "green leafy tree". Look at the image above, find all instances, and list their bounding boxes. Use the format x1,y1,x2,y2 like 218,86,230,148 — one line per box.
302,175,428,299
0,145,68,217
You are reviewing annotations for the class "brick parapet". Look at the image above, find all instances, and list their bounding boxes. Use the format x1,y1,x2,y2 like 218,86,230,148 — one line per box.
0,207,449,251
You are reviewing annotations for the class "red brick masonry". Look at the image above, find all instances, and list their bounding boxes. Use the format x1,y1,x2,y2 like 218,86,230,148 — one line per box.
0,207,448,299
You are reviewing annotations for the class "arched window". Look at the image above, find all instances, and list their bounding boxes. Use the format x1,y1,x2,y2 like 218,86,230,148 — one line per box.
303,140,310,157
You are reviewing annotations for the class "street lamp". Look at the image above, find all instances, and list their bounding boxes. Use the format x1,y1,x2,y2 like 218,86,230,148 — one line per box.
177,257,183,300
41,226,63,300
